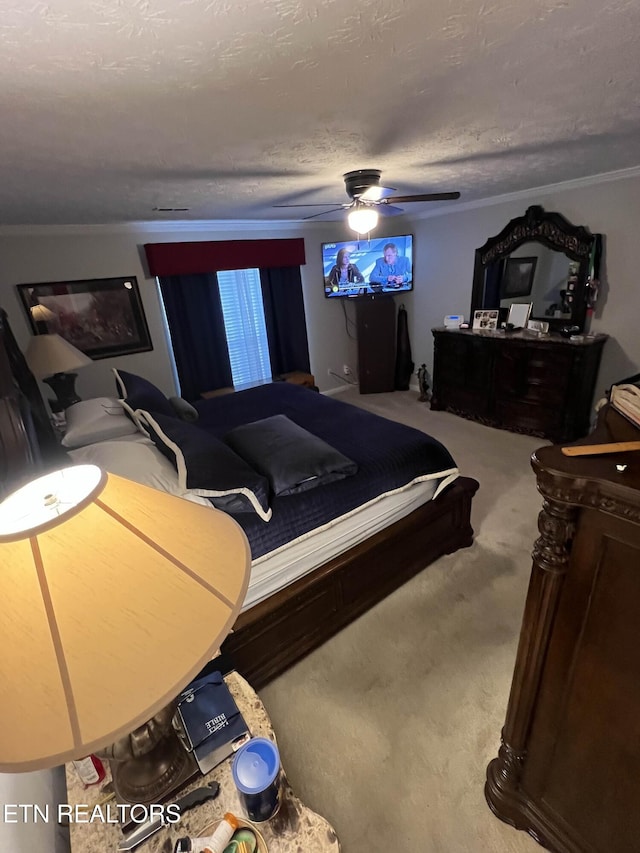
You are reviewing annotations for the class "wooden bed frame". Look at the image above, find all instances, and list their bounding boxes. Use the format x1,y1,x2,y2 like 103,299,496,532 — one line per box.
0,307,479,690
224,475,478,687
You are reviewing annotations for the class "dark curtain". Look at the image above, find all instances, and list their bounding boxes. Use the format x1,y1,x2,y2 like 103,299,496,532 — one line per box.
158,274,233,402
259,266,311,376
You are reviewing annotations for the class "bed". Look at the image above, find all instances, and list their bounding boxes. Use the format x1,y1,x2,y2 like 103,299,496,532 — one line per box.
0,308,479,690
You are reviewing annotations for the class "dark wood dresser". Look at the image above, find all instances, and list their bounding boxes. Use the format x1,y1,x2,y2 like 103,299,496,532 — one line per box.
486,405,640,853
431,328,607,442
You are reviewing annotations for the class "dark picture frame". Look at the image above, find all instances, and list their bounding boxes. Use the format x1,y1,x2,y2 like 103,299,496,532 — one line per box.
17,277,152,360
501,256,538,299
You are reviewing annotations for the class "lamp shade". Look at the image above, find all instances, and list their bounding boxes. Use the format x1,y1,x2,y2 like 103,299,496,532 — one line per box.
347,206,379,235
25,334,92,380
0,465,250,772
30,304,56,323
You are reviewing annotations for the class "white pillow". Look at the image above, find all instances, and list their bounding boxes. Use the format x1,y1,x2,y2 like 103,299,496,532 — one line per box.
61,398,138,449
66,436,212,507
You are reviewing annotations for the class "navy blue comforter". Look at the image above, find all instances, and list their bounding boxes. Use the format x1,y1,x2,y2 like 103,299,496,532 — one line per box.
194,383,457,559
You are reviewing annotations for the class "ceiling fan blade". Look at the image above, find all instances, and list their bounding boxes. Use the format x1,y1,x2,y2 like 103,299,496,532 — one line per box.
378,204,405,216
302,207,347,220
386,192,461,203
359,184,397,201
272,202,345,208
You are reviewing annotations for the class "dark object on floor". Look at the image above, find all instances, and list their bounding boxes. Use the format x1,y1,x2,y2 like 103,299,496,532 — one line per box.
417,363,431,402
394,303,414,391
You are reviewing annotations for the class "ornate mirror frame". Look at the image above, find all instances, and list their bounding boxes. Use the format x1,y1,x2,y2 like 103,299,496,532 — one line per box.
470,205,599,332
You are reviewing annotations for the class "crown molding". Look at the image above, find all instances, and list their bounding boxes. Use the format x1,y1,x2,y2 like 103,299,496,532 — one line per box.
0,217,306,237
413,164,640,221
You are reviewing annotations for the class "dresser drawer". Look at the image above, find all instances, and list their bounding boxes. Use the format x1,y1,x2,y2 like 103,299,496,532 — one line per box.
495,346,572,403
495,398,562,436
526,349,573,381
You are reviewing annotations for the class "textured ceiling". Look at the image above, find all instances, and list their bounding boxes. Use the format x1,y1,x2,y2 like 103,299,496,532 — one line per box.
0,0,639,225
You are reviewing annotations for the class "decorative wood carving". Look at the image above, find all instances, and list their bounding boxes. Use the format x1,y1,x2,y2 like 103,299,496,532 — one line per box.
479,205,594,266
535,469,640,525
485,498,576,836
470,205,599,332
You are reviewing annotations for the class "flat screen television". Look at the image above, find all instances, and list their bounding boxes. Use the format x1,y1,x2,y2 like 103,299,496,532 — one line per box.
322,234,414,298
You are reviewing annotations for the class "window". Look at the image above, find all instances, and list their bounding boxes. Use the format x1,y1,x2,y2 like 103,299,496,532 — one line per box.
217,268,271,387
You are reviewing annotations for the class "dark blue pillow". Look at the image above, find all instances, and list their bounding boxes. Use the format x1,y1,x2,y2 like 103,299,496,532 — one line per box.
139,411,271,520
112,369,174,418
225,414,358,496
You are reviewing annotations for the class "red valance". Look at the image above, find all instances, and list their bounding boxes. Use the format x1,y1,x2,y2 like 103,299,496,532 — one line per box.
144,238,306,277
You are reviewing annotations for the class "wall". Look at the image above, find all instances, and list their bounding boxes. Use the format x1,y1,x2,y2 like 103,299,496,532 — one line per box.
1,169,638,404
0,768,68,852
406,170,640,400
0,220,361,398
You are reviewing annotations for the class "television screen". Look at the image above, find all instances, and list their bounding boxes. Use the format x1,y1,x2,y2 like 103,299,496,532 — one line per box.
322,234,414,298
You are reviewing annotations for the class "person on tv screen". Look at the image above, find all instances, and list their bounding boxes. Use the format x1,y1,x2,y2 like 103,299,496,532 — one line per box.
369,243,412,287
327,248,365,291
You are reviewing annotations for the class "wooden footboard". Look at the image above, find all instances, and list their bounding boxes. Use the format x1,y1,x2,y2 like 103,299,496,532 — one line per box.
222,476,479,688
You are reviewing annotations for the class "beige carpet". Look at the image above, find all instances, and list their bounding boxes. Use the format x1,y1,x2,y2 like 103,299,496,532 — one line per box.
260,388,545,853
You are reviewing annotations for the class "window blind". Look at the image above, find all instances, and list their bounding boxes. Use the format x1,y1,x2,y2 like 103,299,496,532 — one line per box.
217,268,271,387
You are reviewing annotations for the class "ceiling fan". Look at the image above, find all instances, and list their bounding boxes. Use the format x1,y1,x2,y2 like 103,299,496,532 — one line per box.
273,169,460,234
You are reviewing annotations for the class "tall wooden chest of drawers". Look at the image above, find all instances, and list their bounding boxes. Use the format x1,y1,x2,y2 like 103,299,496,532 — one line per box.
486,405,640,852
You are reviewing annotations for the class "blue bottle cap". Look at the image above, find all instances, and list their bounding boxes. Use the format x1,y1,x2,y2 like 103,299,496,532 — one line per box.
232,737,280,794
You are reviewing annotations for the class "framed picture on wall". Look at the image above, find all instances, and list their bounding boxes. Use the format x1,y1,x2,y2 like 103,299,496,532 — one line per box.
501,256,538,298
17,276,153,360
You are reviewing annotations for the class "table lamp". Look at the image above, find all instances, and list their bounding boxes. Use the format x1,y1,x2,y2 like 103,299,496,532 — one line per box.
30,304,56,326
24,334,92,409
0,464,250,802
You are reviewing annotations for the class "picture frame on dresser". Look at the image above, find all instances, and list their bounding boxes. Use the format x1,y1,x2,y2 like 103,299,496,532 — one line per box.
506,302,532,329
17,276,152,360
473,309,499,330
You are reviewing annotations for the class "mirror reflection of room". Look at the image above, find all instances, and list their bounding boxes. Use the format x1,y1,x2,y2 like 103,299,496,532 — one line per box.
495,243,576,320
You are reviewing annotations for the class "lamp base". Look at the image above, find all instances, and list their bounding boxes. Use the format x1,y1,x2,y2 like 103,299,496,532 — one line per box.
110,730,198,805
100,702,198,805
43,372,81,410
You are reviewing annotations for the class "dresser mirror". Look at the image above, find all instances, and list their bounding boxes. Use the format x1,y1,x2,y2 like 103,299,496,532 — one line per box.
470,205,601,332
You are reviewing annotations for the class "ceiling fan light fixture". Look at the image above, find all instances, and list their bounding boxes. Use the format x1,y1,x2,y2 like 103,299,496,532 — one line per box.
348,206,379,235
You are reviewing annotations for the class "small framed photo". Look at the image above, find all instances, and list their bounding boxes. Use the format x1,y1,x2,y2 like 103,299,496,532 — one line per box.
18,277,152,360
473,309,499,330
501,257,537,298
507,302,533,328
526,319,549,334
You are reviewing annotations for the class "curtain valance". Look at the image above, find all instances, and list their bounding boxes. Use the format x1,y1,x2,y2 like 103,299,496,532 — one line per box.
144,238,305,277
